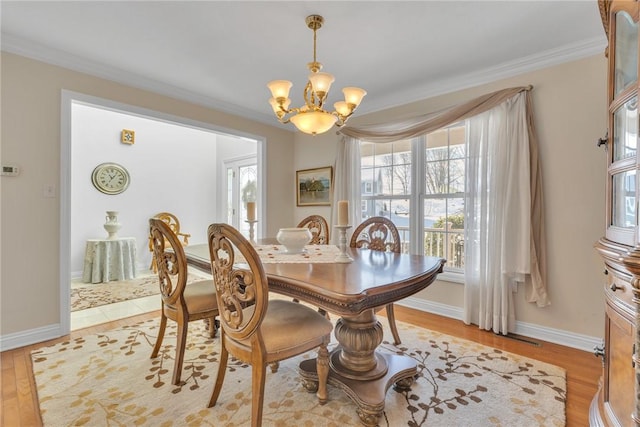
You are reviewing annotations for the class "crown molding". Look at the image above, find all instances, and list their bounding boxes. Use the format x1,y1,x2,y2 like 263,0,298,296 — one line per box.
360,36,608,115
2,33,607,126
1,33,280,128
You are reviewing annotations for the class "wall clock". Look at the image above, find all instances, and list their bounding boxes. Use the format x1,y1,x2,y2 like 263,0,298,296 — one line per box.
91,162,130,195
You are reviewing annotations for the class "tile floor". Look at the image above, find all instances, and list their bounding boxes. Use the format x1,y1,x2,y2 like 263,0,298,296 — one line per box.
70,294,159,330
70,269,161,331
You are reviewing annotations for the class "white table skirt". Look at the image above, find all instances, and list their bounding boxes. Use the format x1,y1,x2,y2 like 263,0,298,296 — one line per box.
82,237,137,283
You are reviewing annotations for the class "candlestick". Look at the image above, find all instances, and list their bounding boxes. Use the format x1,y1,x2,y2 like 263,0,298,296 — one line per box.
334,224,352,263
338,200,349,226
247,201,256,221
245,219,258,243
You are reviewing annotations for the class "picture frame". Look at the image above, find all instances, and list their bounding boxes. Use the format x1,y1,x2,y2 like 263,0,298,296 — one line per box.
121,129,135,145
296,166,333,206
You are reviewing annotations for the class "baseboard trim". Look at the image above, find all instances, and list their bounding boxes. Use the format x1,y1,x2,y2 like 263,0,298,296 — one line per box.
1,297,602,354
398,296,601,353
0,323,63,352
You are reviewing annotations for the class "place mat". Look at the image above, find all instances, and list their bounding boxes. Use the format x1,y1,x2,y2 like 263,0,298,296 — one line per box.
253,244,341,263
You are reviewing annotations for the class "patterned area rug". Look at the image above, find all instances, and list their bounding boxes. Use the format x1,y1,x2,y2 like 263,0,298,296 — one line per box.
32,318,566,426
70,272,209,312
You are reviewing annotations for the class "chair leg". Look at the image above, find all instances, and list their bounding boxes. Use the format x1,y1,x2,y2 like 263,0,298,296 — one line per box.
172,320,189,385
207,316,217,338
386,303,401,345
150,312,167,359
316,340,329,405
208,335,228,408
251,362,267,427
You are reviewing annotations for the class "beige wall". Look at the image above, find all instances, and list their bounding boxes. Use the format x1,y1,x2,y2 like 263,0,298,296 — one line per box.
293,54,608,338
0,52,295,337
1,50,608,343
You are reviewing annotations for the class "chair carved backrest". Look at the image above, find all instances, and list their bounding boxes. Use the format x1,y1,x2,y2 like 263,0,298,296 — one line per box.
297,215,330,245
207,223,268,342
148,212,191,272
350,216,401,253
154,212,190,245
149,218,189,311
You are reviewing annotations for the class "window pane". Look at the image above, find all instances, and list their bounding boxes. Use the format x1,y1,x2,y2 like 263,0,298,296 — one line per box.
361,168,374,194
239,165,257,235
614,11,638,96
612,170,636,228
425,160,449,194
450,141,466,159
391,199,410,253
448,198,464,224
377,166,393,195
613,96,638,161
449,159,465,193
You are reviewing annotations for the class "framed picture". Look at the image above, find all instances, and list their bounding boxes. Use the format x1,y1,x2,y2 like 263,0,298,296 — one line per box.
296,166,333,206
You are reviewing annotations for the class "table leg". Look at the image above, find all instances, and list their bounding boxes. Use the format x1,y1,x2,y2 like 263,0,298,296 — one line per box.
299,309,417,426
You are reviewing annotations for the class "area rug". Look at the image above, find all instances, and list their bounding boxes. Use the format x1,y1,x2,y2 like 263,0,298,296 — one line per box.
31,317,566,426
70,272,210,312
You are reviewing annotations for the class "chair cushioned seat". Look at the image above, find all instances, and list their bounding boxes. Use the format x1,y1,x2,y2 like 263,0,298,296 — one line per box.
259,299,332,354
182,280,217,313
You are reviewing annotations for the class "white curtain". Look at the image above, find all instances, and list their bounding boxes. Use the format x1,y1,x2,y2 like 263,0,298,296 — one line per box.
335,87,549,332
330,136,361,244
463,92,532,334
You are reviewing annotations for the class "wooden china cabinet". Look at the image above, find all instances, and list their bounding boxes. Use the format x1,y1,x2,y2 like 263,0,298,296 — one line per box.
593,1,640,426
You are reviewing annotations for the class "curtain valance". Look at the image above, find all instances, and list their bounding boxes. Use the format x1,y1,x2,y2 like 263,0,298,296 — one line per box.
339,86,532,143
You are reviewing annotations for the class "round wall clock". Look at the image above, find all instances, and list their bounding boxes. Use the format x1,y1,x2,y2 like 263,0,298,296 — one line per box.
91,162,130,195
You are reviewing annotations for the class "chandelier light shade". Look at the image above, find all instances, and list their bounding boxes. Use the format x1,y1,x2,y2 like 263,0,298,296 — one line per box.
267,15,366,135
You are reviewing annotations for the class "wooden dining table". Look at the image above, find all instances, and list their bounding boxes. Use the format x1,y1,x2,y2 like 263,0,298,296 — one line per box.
184,242,445,426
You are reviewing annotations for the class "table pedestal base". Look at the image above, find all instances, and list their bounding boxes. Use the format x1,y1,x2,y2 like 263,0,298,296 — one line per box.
299,349,416,426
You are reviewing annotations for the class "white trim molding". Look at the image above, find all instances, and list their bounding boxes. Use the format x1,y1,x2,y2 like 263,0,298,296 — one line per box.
0,324,63,352
398,296,601,353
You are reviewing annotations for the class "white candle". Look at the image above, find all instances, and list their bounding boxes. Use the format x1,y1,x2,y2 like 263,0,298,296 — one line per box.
247,202,256,221
337,200,349,226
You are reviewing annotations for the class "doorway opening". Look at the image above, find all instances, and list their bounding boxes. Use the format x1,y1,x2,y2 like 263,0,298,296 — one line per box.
61,91,265,332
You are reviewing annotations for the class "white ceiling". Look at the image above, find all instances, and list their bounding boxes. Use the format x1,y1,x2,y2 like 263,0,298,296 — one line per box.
1,1,607,129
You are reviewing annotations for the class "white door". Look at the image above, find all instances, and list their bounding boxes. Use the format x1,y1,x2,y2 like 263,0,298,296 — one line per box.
224,157,258,237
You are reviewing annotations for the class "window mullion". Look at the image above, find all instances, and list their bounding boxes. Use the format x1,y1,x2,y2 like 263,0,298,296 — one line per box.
410,136,426,255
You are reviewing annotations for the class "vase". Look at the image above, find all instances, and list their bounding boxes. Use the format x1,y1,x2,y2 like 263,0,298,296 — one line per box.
104,211,122,240
276,227,312,254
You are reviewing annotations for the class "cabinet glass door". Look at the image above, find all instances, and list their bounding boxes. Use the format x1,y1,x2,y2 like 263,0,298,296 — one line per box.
615,11,638,96
612,169,636,228
613,96,638,161
607,7,639,246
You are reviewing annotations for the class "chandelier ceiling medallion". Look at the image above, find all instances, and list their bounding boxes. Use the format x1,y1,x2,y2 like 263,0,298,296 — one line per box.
267,15,367,136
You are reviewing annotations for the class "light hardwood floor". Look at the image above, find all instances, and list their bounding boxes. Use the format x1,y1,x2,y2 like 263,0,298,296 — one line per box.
2,304,601,427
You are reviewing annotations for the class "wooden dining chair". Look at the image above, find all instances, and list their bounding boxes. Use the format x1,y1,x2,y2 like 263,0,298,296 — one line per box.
207,223,332,426
350,216,403,345
297,214,330,245
148,218,219,385
148,212,191,273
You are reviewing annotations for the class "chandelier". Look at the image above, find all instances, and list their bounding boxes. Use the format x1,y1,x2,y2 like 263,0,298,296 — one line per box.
267,15,366,135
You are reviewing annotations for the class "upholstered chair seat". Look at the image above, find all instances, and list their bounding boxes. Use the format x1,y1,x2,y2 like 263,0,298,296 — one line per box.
207,223,332,427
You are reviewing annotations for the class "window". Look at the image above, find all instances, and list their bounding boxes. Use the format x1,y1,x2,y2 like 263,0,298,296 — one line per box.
359,123,465,275
360,139,412,252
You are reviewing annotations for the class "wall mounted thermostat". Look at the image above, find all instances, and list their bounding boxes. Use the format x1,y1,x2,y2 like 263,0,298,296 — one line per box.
1,165,20,176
